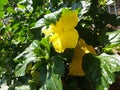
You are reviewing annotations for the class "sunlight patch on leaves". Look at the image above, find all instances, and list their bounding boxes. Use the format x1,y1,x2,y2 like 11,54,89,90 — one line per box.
83,53,120,90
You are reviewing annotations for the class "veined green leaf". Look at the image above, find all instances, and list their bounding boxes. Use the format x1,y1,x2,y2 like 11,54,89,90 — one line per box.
44,8,62,24
52,55,65,76
15,85,30,90
14,38,50,77
103,30,120,54
33,38,50,59
32,8,62,29
40,73,62,90
83,53,120,90
14,40,39,76
106,30,120,44
31,18,46,29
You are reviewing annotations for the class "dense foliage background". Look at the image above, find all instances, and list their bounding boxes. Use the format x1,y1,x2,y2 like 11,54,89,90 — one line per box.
1,0,120,90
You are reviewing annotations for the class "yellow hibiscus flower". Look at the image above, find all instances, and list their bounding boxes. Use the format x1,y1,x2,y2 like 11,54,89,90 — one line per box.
43,11,79,53
69,39,96,76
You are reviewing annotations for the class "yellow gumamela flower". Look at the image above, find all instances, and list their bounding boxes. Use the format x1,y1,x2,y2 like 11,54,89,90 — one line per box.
43,11,79,53
69,39,96,76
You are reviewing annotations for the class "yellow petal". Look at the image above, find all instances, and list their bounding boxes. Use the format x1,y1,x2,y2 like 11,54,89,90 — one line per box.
69,39,96,76
42,24,55,37
53,21,64,33
69,58,85,76
49,34,65,53
59,28,79,49
59,11,78,31
43,11,79,53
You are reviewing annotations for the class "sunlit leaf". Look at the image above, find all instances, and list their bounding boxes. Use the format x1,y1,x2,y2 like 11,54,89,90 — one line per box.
0,11,4,18
32,18,46,29
83,53,120,90
99,0,107,5
0,0,8,6
44,8,62,24
106,30,120,44
15,85,30,90
14,40,39,76
103,30,120,54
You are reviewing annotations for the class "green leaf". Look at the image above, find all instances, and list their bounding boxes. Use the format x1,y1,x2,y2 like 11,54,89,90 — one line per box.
106,30,120,44
14,40,39,76
83,53,120,90
103,30,120,53
40,38,50,54
0,0,8,17
32,0,44,10
39,64,47,86
31,18,46,29
52,55,65,76
33,8,62,29
99,0,107,5
15,63,28,77
15,85,30,90
78,0,91,19
6,6,14,13
34,38,50,59
44,8,62,24
0,11,4,18
40,73,62,90
14,38,50,77
17,4,26,10
0,0,8,6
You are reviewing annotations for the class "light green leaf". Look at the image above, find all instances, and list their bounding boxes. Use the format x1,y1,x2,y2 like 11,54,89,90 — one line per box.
78,0,91,20
99,0,107,5
14,38,50,77
33,38,50,59
15,63,28,77
31,18,46,29
0,0,8,17
106,30,120,44
103,30,120,53
83,53,120,90
0,0,8,6
15,85,30,90
6,7,14,13
0,11,4,18
44,8,62,24
14,40,39,76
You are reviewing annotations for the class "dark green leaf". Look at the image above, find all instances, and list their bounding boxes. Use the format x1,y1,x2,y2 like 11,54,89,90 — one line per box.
32,0,44,10
52,55,65,76
39,64,47,86
40,73,62,90
83,53,120,90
